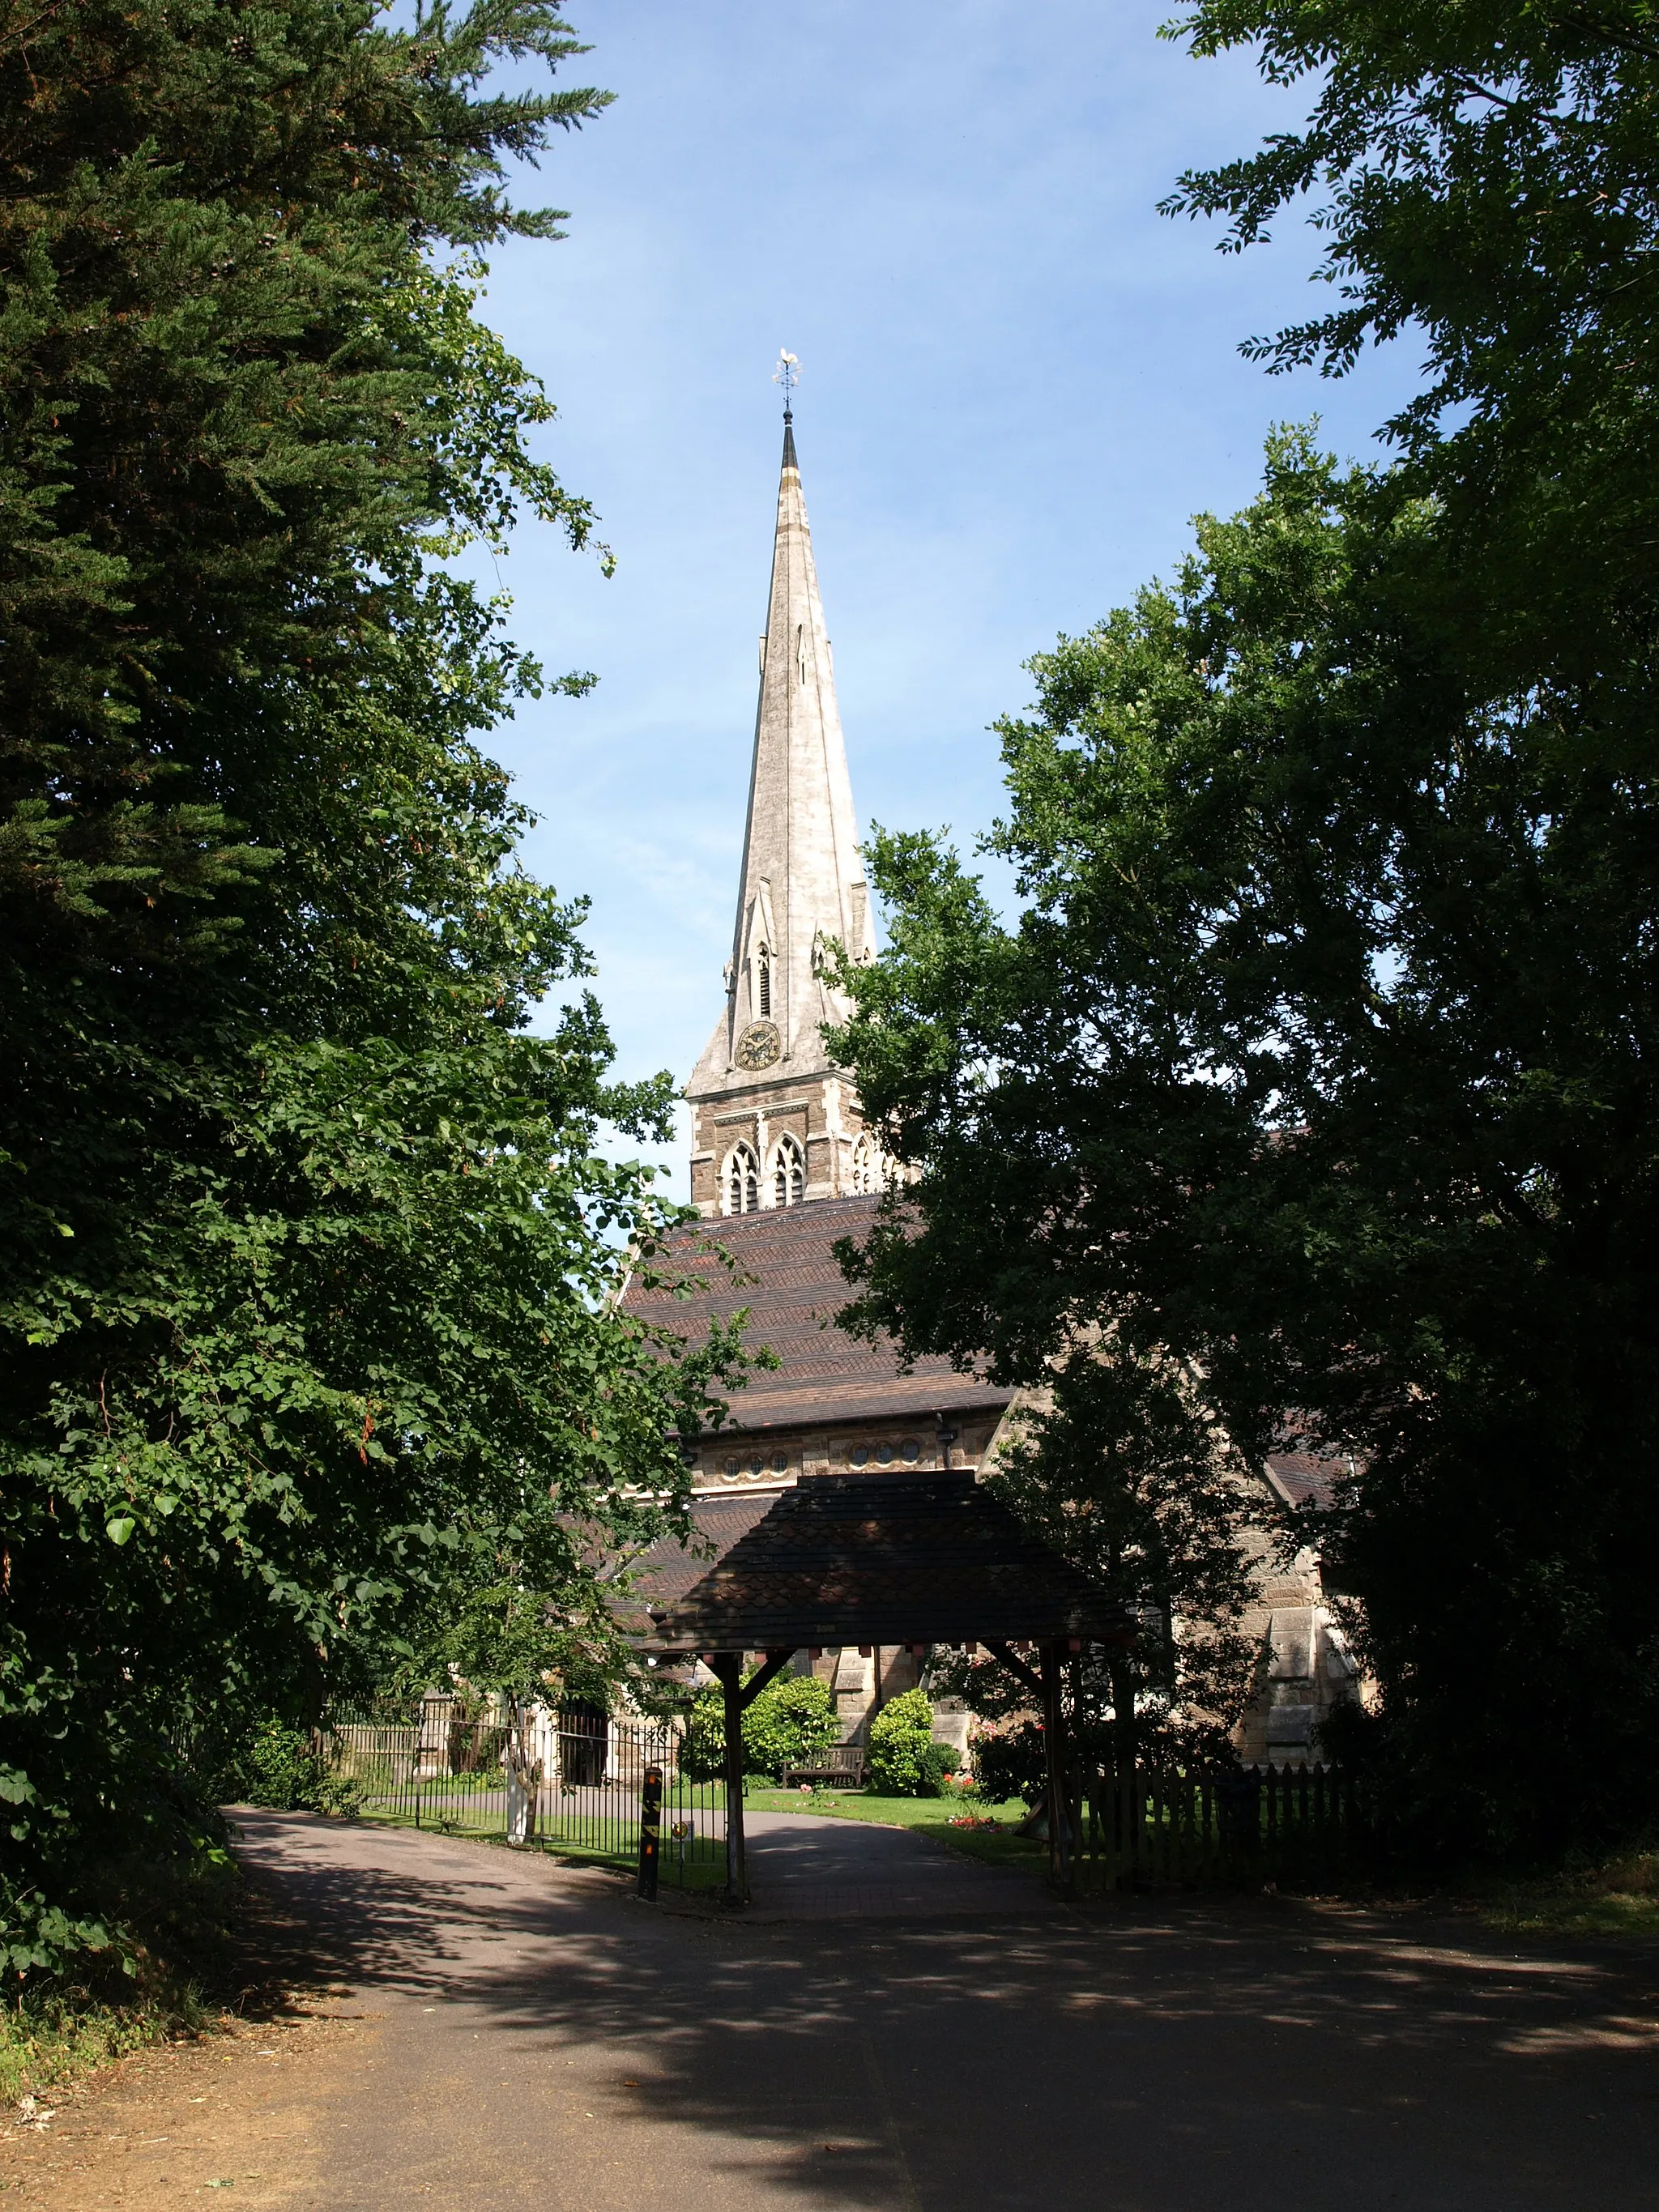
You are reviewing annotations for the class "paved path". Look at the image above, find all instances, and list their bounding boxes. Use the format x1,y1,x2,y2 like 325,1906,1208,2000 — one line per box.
740,1807,1056,1918
15,1810,1659,2210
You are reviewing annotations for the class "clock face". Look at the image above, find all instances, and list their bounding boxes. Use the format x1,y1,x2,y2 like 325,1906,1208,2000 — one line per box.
736,1019,781,1071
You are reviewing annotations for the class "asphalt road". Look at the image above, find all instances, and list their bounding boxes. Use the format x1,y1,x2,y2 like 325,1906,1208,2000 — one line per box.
108,1809,1659,2209
740,1806,1060,1918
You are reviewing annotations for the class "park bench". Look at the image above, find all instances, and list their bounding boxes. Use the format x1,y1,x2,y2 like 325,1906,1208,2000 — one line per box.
780,1745,867,1788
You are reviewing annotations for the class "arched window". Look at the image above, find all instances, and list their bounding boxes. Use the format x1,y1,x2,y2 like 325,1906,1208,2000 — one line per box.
723,1142,759,1215
757,944,771,1019
771,1133,804,1208
848,1132,881,1194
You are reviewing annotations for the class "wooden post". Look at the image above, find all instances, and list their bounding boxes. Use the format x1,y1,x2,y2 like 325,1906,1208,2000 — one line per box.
637,1762,663,1900
714,1653,748,1906
1041,1640,1073,1894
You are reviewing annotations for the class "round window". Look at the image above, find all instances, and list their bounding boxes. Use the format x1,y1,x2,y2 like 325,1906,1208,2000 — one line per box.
849,1444,869,1468
876,1443,895,1466
746,1459,763,1477
900,1439,920,1463
771,1451,788,1473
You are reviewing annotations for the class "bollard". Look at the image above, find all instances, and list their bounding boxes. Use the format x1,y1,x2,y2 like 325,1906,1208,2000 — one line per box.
637,1762,663,1900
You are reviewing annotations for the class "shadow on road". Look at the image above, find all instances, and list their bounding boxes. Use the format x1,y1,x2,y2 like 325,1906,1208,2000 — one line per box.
229,1809,1659,2212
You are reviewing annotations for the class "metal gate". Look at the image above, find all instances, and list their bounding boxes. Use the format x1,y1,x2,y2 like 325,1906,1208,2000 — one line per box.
322,1696,726,1890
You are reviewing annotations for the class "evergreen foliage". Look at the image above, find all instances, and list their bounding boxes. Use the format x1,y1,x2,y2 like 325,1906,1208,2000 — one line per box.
0,0,744,1970
867,1688,938,1796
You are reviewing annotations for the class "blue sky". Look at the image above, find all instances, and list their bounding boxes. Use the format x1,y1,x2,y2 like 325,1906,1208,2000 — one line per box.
474,0,1420,1194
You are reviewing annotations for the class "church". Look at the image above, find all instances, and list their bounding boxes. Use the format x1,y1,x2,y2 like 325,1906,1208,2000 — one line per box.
623,402,1363,1765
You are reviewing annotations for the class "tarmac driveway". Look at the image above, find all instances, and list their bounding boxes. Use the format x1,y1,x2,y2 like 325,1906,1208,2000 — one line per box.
15,1809,1659,2211
741,1805,1056,1918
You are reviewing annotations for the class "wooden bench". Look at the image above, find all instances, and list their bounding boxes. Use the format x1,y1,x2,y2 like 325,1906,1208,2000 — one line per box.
780,1745,867,1789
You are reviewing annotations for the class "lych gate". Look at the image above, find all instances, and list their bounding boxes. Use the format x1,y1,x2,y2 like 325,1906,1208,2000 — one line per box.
645,1471,1132,1903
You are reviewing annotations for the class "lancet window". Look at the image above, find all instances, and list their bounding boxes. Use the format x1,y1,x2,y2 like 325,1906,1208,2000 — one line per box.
757,944,771,1019
848,1132,882,1194
771,1133,804,1208
723,1142,760,1216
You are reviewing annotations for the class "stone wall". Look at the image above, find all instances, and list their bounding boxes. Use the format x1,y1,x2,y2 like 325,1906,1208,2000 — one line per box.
1229,1512,1367,1765
689,1072,868,1216
684,1417,1000,1493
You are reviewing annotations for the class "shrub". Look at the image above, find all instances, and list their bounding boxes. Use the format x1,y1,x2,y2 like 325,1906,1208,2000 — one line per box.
221,1722,361,1818
918,1742,957,1796
970,1720,1047,1810
743,1676,839,1781
868,1689,939,1796
681,1671,839,1782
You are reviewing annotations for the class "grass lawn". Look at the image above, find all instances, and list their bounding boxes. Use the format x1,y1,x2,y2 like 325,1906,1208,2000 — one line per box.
1472,1851,1659,1941
741,1786,1048,1874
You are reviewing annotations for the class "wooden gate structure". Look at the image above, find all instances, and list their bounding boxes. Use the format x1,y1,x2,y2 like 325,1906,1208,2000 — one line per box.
643,1470,1132,1903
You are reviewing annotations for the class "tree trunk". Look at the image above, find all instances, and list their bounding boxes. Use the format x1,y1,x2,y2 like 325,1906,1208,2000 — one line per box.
1111,1656,1138,1887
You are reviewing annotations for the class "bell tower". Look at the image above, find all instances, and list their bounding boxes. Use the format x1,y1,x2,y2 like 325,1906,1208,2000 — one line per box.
686,390,881,1217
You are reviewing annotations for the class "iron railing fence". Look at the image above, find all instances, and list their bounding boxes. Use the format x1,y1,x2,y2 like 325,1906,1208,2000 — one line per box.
313,1704,1369,1897
1073,1760,1372,1890
321,1696,726,1890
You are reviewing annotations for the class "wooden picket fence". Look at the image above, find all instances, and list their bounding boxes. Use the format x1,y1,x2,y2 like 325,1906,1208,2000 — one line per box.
1077,1762,1371,1890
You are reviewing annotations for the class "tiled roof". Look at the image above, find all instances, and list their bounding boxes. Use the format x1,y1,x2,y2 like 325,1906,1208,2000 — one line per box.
1265,1450,1352,1511
647,1472,1132,1652
626,1490,785,1609
621,1196,1013,1434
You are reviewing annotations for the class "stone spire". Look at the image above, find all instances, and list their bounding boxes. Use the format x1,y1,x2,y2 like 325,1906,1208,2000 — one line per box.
688,412,875,1110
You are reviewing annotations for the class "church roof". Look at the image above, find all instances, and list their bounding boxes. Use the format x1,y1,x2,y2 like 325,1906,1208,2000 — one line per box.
688,414,874,1103
621,1194,1014,1434
1264,1448,1353,1511
645,1471,1132,1652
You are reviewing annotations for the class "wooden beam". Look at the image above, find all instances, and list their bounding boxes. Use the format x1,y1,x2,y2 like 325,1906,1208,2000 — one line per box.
981,1639,1043,1701
709,1650,798,1907
710,1652,748,1907
1041,1640,1074,1894
737,1648,797,1711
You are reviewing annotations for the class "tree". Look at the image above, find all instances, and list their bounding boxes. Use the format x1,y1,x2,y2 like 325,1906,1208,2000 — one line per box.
1161,0,1659,829
831,0,1659,1865
833,429,1659,1860
0,0,744,1972
957,1354,1258,1776
1162,1,1659,634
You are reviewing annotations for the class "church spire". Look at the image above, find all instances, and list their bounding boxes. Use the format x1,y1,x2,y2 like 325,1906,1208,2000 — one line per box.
688,395,875,1116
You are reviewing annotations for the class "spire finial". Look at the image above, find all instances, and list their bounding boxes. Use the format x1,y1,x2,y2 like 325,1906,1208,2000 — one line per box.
772,347,800,420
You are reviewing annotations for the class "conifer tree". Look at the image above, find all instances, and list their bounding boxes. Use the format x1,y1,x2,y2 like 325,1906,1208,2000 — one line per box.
0,0,737,1968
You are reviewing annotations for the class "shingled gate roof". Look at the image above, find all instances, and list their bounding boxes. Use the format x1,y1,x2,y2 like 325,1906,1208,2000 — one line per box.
627,1490,784,1612
646,1472,1132,1653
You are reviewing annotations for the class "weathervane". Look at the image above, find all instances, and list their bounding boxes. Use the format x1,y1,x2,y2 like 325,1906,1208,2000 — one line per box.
773,348,800,417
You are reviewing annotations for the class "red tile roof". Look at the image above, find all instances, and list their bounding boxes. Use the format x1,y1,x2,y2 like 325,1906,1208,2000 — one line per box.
1265,1450,1352,1511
